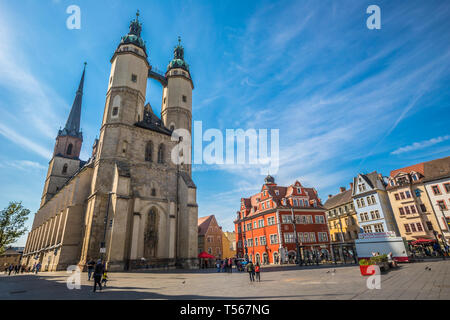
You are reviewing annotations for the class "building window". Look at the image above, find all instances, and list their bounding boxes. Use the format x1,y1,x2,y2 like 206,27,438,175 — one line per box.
363,226,372,233
367,196,372,205
420,204,427,213
281,215,293,224
405,191,411,198
416,223,423,232
270,234,278,244
62,164,68,174
254,221,257,229
315,215,325,224
309,232,316,242
410,205,417,214
374,224,384,232
254,237,258,246
182,95,187,102
260,236,266,245
432,185,441,195
360,198,366,207
67,143,73,155
371,195,376,204
284,233,295,243
394,193,400,201
267,216,275,225
112,107,119,117
246,223,252,230
404,224,411,233
318,232,328,242
151,188,156,196
399,207,405,215
437,200,447,210
400,192,405,200
444,183,450,193
247,239,253,247
157,144,165,163
410,224,417,232
258,219,264,228
426,221,434,231
131,74,137,82
145,141,153,162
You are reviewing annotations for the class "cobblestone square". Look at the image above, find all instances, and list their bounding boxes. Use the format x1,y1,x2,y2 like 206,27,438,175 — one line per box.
1,260,449,300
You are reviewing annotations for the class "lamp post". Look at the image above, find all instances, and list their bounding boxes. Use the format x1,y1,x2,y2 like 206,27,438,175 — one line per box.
291,208,302,266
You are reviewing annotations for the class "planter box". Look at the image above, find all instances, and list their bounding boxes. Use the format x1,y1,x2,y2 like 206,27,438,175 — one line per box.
360,265,376,276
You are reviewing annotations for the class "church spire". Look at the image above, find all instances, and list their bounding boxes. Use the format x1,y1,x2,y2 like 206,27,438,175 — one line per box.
59,63,86,139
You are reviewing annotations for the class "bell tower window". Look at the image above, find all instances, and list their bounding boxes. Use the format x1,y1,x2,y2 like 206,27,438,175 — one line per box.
182,95,187,103
131,74,137,82
67,143,73,155
62,164,68,174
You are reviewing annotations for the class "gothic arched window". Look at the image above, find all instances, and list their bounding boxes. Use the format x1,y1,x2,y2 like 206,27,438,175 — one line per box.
145,141,153,162
62,164,68,175
67,143,73,155
157,144,165,164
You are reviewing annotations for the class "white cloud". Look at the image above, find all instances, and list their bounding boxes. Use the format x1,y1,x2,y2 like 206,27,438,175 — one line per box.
391,135,450,155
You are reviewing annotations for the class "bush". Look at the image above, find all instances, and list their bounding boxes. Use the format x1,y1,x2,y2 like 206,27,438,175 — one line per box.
359,259,371,266
369,254,388,264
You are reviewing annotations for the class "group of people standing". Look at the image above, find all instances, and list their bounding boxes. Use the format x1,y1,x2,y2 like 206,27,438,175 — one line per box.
245,261,261,282
215,258,234,273
3,262,41,275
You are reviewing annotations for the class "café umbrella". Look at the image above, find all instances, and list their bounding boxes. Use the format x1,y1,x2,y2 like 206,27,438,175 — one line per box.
198,251,215,259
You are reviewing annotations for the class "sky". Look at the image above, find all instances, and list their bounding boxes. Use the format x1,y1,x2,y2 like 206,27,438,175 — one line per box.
0,0,449,247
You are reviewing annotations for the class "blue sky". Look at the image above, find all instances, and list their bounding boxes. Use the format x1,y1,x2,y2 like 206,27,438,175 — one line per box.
0,0,449,246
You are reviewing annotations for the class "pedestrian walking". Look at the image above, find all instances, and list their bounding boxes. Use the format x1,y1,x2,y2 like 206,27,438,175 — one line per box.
86,258,95,281
8,264,13,276
216,260,221,273
255,262,261,282
246,261,255,282
228,258,232,273
93,259,104,292
35,262,41,274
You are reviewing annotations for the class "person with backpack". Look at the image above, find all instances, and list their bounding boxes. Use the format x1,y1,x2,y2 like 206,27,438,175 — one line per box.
228,258,232,273
92,260,104,292
246,261,255,282
255,262,261,282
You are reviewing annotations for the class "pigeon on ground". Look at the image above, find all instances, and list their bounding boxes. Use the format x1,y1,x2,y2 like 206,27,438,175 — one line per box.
182,281,186,284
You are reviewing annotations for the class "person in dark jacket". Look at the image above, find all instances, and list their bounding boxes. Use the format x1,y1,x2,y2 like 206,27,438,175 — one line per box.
93,260,104,292
86,258,95,281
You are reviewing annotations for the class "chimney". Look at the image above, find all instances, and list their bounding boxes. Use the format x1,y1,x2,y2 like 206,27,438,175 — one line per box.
350,182,354,190
340,187,346,193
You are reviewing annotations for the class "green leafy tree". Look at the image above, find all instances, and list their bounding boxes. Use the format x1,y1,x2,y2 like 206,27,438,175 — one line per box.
0,202,30,254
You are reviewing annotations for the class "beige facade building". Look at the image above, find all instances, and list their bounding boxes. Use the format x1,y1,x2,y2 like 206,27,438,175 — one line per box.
21,13,199,271
324,184,360,261
387,157,450,244
222,231,237,259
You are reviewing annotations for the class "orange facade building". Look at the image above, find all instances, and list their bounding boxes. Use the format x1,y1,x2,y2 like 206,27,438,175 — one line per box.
234,175,331,264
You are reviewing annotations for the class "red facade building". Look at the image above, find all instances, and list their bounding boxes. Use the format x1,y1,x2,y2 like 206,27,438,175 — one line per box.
234,175,331,264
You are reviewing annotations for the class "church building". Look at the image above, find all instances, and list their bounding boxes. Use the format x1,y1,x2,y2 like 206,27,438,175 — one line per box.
21,12,199,271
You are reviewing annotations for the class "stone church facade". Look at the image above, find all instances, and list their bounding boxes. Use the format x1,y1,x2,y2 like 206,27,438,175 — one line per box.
21,12,199,271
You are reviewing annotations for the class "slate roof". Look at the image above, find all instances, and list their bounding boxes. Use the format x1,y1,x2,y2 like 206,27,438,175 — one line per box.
135,104,172,136
324,189,353,210
423,156,450,182
198,215,214,236
58,64,85,139
180,171,196,188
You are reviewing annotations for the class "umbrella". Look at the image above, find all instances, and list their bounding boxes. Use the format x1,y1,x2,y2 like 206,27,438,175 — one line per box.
198,251,215,259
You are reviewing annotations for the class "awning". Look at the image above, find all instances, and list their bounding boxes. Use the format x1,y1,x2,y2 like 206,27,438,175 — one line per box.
198,251,215,259
411,238,435,245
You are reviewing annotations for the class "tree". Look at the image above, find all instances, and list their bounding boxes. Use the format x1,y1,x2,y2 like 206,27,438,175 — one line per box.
0,202,30,254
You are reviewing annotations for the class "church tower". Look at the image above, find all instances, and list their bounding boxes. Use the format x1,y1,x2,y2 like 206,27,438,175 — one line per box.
161,39,193,133
40,64,86,207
